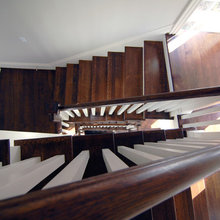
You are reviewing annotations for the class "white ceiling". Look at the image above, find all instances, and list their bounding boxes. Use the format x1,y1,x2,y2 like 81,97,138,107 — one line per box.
0,0,190,68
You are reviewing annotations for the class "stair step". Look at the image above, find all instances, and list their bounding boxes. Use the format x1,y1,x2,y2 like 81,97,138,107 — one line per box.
107,52,125,100
124,46,143,98
144,41,169,95
77,60,92,104
54,67,66,105
91,56,108,102
65,64,79,105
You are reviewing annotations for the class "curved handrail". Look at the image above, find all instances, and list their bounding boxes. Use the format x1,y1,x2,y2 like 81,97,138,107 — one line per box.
59,86,220,110
0,145,220,219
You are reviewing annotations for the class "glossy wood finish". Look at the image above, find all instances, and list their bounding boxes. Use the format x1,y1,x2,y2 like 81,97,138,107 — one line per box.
14,136,73,164
152,198,176,220
72,133,115,156
77,60,93,104
144,111,171,119
65,64,79,105
144,41,169,95
0,68,57,133
114,131,144,148
0,139,10,165
91,56,108,102
72,134,115,178
143,130,166,142
54,67,66,105
132,209,152,220
205,170,220,220
124,47,143,97
1,145,220,219
191,179,209,220
59,86,220,110
167,32,220,91
174,188,195,220
107,52,125,100
165,129,184,139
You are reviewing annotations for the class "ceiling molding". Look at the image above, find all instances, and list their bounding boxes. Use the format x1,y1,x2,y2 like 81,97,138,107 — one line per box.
170,0,202,35
0,25,172,70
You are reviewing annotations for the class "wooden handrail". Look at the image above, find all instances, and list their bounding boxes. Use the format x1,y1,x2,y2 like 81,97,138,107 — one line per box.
0,145,220,219
58,86,220,110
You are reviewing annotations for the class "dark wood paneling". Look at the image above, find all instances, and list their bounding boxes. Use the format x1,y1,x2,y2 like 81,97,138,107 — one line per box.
1,145,220,219
124,47,143,97
0,139,10,166
14,136,73,163
54,67,66,105
143,130,166,142
152,198,176,220
144,111,171,119
205,170,220,220
125,112,144,120
174,188,195,220
107,52,125,99
114,131,144,148
91,56,108,102
72,134,114,178
144,41,169,95
106,106,124,121
132,209,152,220
165,129,184,139
0,68,57,133
65,64,79,105
167,32,220,91
72,133,115,156
77,60,92,103
191,179,209,220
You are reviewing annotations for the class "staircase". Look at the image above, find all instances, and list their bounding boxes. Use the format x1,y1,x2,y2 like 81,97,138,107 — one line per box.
0,129,220,219
52,40,170,132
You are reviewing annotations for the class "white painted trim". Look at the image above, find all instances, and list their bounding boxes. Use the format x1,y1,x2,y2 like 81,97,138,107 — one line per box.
170,0,202,34
102,149,128,172
163,35,174,91
43,151,89,189
183,119,220,128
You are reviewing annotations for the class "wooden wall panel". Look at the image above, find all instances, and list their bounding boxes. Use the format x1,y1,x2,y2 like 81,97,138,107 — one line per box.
124,47,143,97
205,170,220,220
91,56,108,102
0,68,57,133
143,130,166,142
191,179,209,220
0,139,10,166
152,198,176,220
77,60,92,103
174,188,195,220
165,129,184,139
107,52,125,100
114,131,144,148
167,32,220,91
144,41,169,95
54,67,66,105
65,64,79,105
15,136,73,164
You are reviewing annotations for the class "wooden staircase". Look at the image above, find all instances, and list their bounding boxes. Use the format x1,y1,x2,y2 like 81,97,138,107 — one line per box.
52,40,169,132
0,129,220,219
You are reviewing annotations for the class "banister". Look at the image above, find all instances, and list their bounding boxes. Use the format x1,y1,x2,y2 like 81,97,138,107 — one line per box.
0,145,220,219
58,86,220,110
